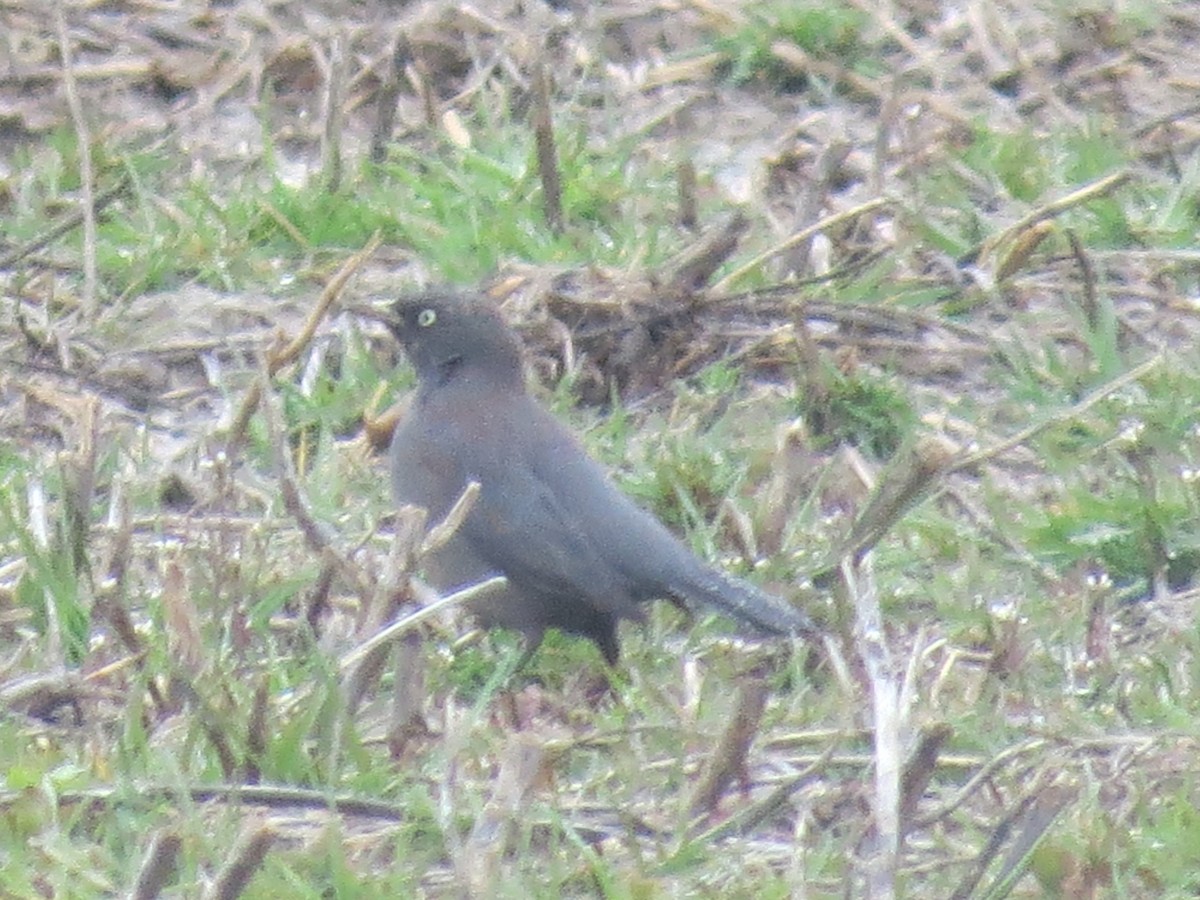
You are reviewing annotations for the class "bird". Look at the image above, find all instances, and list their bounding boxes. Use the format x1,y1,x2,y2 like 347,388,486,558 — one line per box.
380,289,816,665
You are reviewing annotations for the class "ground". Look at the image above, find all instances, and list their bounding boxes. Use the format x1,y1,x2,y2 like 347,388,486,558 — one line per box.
1,0,1199,897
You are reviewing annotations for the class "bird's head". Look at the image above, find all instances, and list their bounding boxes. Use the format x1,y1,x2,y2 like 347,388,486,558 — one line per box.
375,290,526,389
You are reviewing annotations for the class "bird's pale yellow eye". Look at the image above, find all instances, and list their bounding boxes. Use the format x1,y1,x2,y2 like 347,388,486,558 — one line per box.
417,308,437,327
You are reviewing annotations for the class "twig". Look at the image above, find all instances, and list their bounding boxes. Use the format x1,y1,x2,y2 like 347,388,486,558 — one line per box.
244,675,270,784
55,1,98,313
770,39,884,101
225,232,381,456
687,674,770,818
421,482,480,555
255,199,311,251
24,478,64,666
531,58,563,233
960,169,1132,267
0,173,131,270
814,355,1163,581
371,34,407,162
320,31,345,193
130,830,182,900
681,740,838,846
899,723,953,831
778,139,852,279
1133,99,1200,137
0,783,409,820
712,197,891,293
947,772,1072,900
461,734,550,894
993,220,1054,283
662,211,749,293
254,361,373,600
844,557,900,900
910,739,1047,828
981,782,1079,898
167,673,240,778
947,352,1164,475
821,435,960,572
337,576,507,672
677,159,697,230
205,822,277,900
1065,228,1098,331
344,505,426,712
269,233,383,371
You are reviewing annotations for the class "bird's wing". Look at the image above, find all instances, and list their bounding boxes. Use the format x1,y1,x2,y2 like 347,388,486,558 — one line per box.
402,389,644,620
469,399,700,602
512,401,818,637
517,403,703,588
457,459,646,620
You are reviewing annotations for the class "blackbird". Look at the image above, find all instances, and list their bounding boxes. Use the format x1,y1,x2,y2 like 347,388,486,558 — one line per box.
383,290,815,664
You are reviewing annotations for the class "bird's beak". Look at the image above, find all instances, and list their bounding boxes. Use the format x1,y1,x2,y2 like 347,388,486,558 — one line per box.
345,299,396,327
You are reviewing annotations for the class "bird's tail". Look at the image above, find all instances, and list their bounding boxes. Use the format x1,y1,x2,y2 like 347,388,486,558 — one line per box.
676,568,818,638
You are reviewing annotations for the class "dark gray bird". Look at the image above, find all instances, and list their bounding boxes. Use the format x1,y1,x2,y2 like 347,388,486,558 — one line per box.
382,289,816,664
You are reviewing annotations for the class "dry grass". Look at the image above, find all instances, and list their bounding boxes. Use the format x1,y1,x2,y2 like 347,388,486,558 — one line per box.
2,0,1199,896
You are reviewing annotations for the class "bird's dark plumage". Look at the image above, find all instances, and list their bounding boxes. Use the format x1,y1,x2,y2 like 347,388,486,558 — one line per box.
384,289,815,664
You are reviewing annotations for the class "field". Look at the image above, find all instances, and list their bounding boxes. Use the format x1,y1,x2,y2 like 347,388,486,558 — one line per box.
1,1,1198,896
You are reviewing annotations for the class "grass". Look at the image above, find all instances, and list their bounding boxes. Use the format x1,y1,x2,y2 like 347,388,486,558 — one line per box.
709,0,875,91
1,0,1198,895
5,89,688,302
